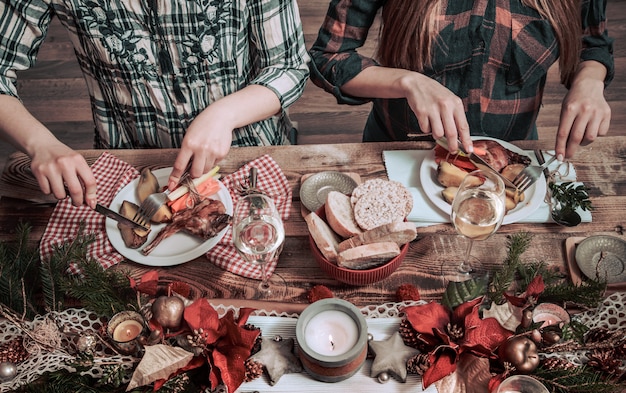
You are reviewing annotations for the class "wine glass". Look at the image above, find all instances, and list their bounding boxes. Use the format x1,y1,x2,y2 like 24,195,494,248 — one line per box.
232,192,286,299
450,169,506,276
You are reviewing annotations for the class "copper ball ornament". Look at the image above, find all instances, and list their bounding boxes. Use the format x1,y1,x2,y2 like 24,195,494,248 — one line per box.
498,336,540,373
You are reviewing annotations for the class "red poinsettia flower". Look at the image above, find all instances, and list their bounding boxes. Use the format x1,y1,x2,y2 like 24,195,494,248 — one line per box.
503,275,545,308
183,299,260,393
404,297,513,388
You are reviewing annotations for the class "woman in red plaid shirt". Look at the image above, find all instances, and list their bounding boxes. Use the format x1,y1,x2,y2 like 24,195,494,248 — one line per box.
309,0,614,161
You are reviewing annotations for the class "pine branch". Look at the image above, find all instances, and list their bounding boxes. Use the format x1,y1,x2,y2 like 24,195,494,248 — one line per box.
533,366,620,393
489,232,533,303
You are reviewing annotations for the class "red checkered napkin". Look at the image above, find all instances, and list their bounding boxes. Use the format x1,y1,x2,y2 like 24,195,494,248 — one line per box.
39,152,139,274
207,154,291,279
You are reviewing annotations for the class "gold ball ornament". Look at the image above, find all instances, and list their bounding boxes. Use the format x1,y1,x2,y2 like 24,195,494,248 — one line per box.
377,371,390,383
0,361,17,382
151,296,185,329
498,336,540,374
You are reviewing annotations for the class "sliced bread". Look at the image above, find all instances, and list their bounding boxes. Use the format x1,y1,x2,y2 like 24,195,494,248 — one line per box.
325,191,362,238
338,221,417,252
337,241,401,270
304,212,340,262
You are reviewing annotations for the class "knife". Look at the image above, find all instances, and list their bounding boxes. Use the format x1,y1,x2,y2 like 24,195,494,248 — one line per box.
435,138,518,189
95,204,149,231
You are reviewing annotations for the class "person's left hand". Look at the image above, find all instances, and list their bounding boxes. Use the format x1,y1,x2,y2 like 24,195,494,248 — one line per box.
555,69,611,160
167,108,233,189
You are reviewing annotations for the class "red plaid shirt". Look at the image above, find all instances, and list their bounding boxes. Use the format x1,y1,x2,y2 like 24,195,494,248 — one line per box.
309,0,614,142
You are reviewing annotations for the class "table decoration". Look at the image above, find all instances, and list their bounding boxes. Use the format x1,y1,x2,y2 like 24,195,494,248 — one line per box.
106,311,145,355
295,298,368,382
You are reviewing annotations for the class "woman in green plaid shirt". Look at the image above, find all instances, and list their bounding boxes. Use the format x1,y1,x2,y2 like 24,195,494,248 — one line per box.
0,1,309,208
309,0,613,160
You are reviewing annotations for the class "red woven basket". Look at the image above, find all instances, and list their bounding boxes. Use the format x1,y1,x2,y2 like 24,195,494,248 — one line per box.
308,206,409,286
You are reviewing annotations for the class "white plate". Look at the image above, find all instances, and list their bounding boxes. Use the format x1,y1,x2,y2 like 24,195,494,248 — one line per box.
419,137,546,225
106,168,233,266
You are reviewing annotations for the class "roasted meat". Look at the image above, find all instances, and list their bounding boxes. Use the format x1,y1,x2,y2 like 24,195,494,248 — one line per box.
473,140,531,172
141,198,232,255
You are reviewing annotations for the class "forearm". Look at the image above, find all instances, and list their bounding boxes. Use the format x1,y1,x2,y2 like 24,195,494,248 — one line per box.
0,95,58,156
198,84,282,128
340,66,428,100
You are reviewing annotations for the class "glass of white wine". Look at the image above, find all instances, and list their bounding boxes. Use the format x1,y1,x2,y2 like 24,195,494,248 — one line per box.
450,169,506,275
232,192,286,299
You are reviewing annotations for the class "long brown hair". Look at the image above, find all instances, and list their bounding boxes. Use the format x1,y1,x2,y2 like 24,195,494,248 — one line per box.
378,0,581,86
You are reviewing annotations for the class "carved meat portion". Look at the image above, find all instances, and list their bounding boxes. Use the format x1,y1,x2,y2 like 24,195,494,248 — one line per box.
142,198,232,255
473,140,531,172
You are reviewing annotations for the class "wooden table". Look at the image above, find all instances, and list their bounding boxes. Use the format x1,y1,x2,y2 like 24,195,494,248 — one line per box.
1,138,625,309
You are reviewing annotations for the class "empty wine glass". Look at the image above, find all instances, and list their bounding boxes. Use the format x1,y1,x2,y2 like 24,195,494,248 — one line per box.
232,192,286,299
450,169,506,275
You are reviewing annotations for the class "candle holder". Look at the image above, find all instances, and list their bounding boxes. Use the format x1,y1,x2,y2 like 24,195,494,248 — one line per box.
532,303,570,328
295,298,368,383
106,310,146,355
496,375,549,393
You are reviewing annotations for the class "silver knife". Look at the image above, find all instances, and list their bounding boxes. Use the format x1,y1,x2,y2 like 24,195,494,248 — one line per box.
435,138,518,190
95,204,149,231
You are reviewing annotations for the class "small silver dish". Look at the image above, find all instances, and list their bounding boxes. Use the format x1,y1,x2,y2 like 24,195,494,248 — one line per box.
575,235,626,284
300,171,358,212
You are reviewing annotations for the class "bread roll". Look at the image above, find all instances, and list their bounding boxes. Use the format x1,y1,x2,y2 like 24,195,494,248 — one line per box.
337,241,400,270
325,191,362,238
304,212,340,262
338,221,417,252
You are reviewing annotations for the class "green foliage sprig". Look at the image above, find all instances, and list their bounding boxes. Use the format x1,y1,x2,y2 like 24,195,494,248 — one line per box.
549,182,593,212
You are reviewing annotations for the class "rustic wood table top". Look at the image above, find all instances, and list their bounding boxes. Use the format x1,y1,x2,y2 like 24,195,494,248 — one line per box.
1,138,624,311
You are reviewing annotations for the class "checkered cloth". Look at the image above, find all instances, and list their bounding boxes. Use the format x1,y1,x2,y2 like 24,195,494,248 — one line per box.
39,152,140,274
207,154,291,279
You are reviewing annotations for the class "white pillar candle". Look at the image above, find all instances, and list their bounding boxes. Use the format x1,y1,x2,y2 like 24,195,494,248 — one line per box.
113,319,143,342
304,310,359,356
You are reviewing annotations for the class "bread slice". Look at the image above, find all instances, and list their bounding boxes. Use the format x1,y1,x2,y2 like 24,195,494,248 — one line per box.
337,241,400,270
350,179,413,231
325,191,362,238
338,221,417,252
304,212,340,262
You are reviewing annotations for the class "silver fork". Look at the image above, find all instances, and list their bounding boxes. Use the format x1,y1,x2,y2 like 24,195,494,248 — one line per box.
133,167,189,226
512,154,558,193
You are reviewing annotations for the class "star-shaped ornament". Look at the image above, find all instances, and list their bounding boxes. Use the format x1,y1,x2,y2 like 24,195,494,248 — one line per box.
249,336,303,385
369,331,420,382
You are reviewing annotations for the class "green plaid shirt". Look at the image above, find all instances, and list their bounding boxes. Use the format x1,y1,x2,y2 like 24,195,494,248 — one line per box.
309,0,614,142
0,0,309,148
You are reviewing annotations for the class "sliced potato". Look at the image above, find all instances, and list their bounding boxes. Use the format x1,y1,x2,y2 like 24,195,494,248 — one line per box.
505,195,518,212
137,168,160,203
501,164,526,182
151,204,173,223
437,161,482,188
118,200,150,249
442,186,458,204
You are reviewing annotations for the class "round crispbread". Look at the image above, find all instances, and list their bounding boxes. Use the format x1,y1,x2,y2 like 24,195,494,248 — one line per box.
351,179,413,231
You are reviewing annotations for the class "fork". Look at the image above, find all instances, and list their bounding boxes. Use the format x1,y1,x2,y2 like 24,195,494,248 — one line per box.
512,154,558,193
133,167,190,226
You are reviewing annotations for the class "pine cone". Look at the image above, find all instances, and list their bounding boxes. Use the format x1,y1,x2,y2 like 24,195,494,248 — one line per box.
0,337,29,363
244,358,264,382
399,319,432,352
541,357,577,371
584,327,613,344
587,349,622,376
407,353,430,375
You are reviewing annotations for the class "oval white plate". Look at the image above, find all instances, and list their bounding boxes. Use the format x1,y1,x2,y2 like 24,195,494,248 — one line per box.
106,168,233,266
575,235,626,284
419,137,546,225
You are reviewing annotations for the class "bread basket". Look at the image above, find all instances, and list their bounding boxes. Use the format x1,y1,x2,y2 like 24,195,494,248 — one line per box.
308,207,409,286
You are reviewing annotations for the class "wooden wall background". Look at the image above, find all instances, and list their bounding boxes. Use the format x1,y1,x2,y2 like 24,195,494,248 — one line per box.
1,0,624,170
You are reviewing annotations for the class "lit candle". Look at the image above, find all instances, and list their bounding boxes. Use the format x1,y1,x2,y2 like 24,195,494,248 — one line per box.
304,310,359,356
532,303,570,328
113,319,144,342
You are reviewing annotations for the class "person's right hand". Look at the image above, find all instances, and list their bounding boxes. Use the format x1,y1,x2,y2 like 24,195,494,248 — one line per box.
29,141,97,208
401,72,473,154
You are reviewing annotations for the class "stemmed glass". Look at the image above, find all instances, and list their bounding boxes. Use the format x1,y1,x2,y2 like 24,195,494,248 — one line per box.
450,169,506,276
232,192,286,299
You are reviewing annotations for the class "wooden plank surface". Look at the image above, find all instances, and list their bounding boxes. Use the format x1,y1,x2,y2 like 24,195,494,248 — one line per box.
1,138,624,306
